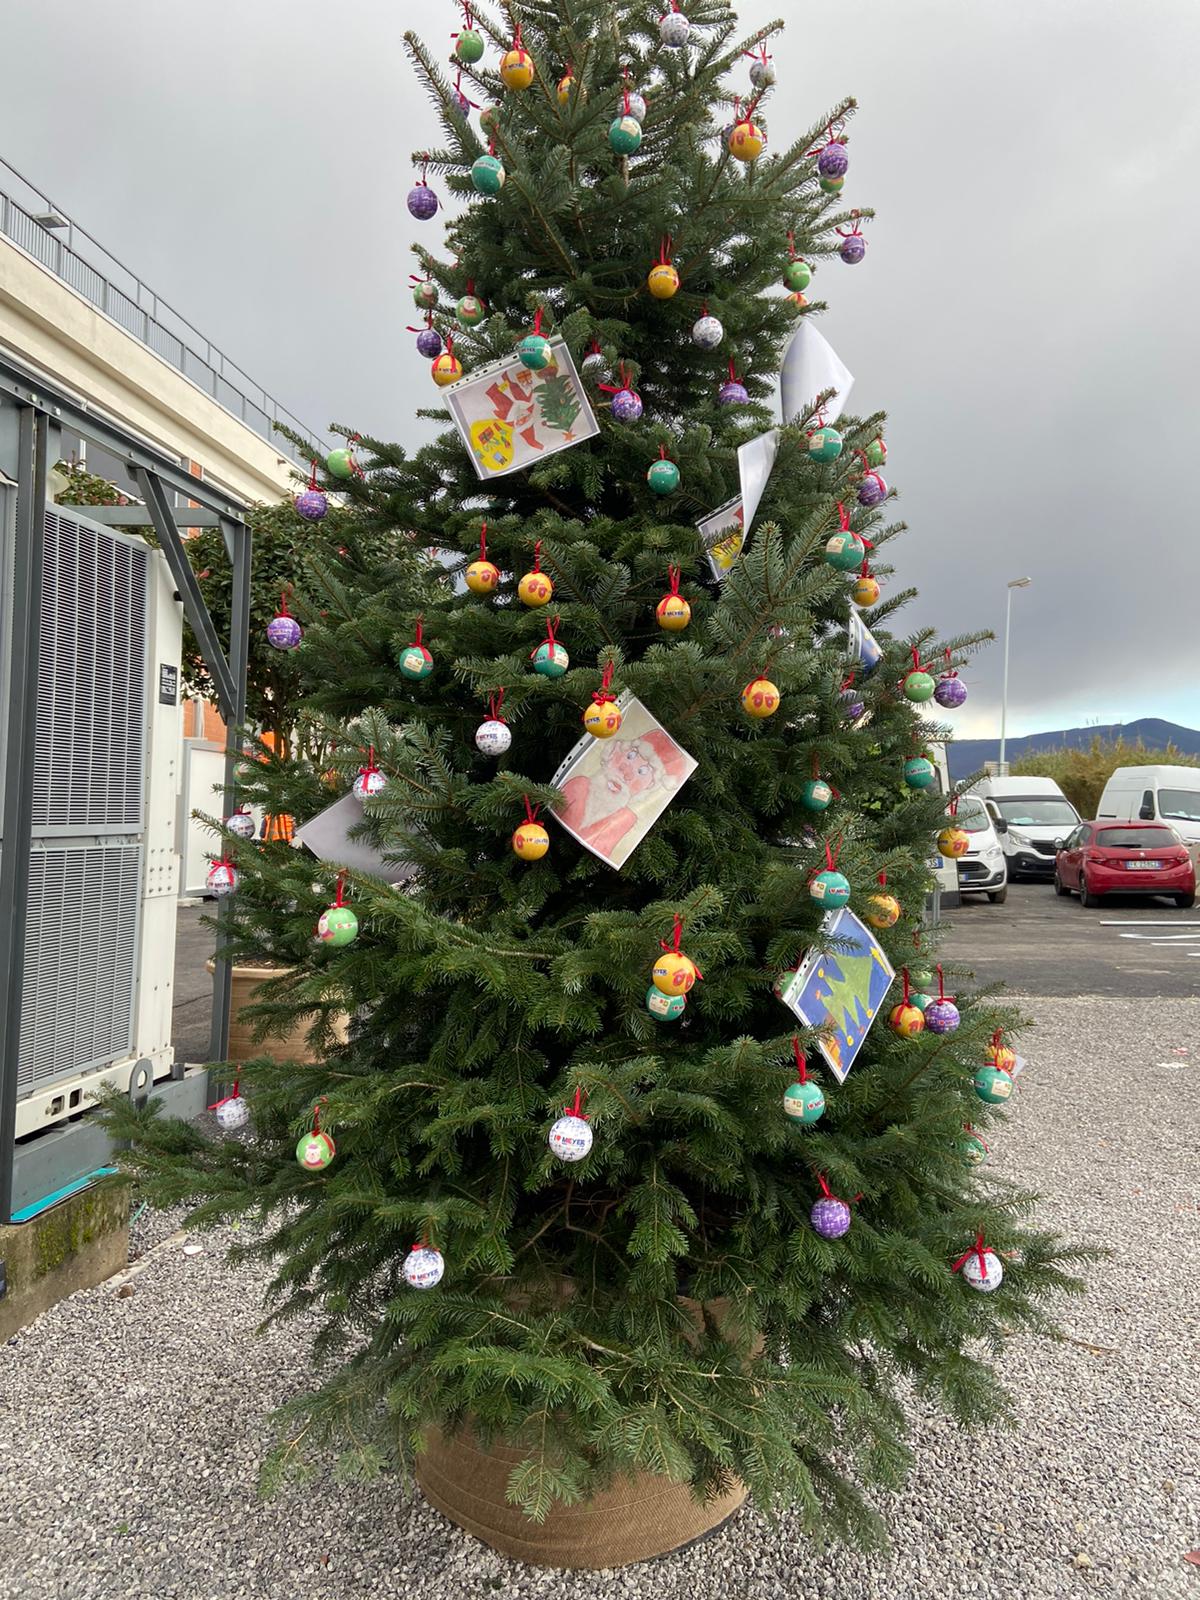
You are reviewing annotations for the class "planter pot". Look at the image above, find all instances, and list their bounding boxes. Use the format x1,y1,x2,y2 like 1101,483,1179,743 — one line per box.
206,961,347,1065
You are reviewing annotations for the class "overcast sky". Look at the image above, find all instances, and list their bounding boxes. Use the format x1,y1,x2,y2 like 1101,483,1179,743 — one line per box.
3,0,1198,739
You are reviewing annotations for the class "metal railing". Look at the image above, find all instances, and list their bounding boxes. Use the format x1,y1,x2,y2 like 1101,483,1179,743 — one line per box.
0,157,324,465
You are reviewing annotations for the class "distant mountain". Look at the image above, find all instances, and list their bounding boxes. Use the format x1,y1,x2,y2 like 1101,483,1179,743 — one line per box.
946,719,1200,782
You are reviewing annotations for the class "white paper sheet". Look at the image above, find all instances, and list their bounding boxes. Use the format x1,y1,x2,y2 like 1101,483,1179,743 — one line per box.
780,320,854,426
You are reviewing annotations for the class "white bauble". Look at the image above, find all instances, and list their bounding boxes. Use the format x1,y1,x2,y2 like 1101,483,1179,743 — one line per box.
474,718,513,757
353,768,388,800
961,1249,1004,1293
206,863,238,897
216,1096,250,1131
659,10,690,47
621,91,648,123
691,314,724,350
548,1113,593,1163
582,351,610,381
749,58,777,89
224,811,255,839
403,1245,445,1290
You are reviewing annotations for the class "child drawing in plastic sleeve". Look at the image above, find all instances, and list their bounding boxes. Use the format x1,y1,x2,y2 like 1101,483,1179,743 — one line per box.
557,729,690,867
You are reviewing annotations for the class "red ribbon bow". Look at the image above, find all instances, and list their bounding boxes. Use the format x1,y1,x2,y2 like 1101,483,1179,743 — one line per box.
657,234,674,267
522,795,541,825
531,614,562,660
951,1232,991,1277
306,459,319,491
358,744,380,784
206,1075,241,1112
598,362,636,397
564,1086,589,1121
592,659,617,706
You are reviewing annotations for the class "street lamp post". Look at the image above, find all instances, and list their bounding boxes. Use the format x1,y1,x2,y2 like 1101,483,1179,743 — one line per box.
999,577,1032,775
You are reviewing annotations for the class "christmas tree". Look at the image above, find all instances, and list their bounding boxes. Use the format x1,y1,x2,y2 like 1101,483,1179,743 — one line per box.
110,0,1087,1548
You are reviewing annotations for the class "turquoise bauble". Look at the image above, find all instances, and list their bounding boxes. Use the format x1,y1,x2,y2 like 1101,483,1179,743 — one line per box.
783,1080,826,1125
647,459,680,495
909,991,933,1012
807,426,843,463
974,1065,1015,1105
398,644,434,680
961,1132,988,1166
810,869,851,907
646,984,686,1021
824,531,865,571
532,641,569,677
801,778,833,812
903,756,937,789
608,115,643,155
471,154,506,195
518,333,553,370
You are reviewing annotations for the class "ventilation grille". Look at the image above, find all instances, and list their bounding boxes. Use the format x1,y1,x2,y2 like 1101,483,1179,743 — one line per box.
32,509,148,831
18,846,141,1093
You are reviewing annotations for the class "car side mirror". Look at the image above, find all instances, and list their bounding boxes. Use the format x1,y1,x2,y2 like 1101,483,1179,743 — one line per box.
993,818,1008,834
1054,838,1065,851
1138,803,1154,820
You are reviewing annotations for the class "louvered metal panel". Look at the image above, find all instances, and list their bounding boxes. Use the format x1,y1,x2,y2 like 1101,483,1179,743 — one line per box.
17,846,141,1092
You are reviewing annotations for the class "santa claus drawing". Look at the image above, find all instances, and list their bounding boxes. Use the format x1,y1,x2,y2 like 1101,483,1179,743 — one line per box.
555,725,693,868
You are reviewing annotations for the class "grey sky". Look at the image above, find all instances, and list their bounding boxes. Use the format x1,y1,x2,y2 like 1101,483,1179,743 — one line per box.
3,0,1198,738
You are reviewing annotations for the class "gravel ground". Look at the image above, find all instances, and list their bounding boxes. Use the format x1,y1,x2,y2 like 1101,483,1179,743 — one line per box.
1,996,1196,1600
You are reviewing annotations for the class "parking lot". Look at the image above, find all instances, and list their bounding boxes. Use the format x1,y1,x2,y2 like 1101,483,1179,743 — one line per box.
940,878,1200,997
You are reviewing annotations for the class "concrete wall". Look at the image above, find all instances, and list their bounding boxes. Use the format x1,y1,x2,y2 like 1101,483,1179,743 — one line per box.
0,1182,129,1340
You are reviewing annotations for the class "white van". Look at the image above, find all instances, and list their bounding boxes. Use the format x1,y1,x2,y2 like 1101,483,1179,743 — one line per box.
951,794,1008,903
970,775,1080,880
1096,765,1200,851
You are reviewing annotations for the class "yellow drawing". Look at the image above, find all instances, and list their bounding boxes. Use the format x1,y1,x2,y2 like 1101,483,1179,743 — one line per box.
469,416,515,474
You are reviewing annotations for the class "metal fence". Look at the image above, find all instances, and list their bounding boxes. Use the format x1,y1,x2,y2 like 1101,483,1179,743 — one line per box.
0,157,322,464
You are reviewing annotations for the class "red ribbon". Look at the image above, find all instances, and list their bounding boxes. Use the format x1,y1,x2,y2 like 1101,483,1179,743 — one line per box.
727,358,740,384
836,217,864,242
453,71,479,109
859,555,871,578
358,744,380,786
877,871,887,888
588,336,602,356
666,565,681,596
598,361,636,396
657,234,674,267
565,1086,589,1121
806,117,846,158
479,522,489,561
487,689,506,723
530,614,561,660
412,615,424,649
792,1038,808,1084
522,795,540,825
591,659,617,706
963,1123,990,1154
532,307,543,336
900,967,911,1004
936,963,952,1002
837,502,851,533
659,914,702,979
310,1097,327,1138
277,591,292,617
530,539,543,574
942,648,958,680
840,670,857,692
206,1075,241,1112
333,872,346,908
306,459,318,491
951,1232,990,1277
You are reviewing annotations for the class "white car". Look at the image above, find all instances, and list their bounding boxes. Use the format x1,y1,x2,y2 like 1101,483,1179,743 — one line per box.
952,795,1008,904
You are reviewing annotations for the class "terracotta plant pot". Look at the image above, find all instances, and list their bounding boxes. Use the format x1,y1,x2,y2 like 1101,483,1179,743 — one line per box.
205,960,347,1064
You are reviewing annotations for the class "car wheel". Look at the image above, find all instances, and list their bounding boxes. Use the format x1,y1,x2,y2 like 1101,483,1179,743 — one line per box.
1176,892,1196,909
1053,873,1069,897
1079,875,1099,909
987,887,1008,904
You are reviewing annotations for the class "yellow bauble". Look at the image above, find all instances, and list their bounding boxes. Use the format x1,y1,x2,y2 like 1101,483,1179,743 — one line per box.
512,822,550,860
647,262,681,299
741,677,780,718
889,1002,925,1037
431,353,463,387
582,700,623,738
517,569,554,607
500,49,535,90
985,1043,1017,1073
937,826,970,859
851,575,880,607
652,951,697,995
729,120,766,161
656,594,691,631
556,72,579,105
465,559,500,595
866,893,901,929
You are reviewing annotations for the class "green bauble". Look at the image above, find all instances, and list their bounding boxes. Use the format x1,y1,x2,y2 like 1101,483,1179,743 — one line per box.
909,966,934,990
865,437,887,468
961,1132,988,1166
783,1080,826,1125
317,905,359,947
296,1131,335,1170
819,174,845,195
647,459,680,495
909,991,933,1013
398,644,434,680
608,115,643,155
471,154,506,195
412,280,438,311
456,294,486,328
903,756,937,789
824,531,865,571
326,448,354,480
518,333,553,370
973,1065,1015,1105
800,778,833,812
784,259,812,292
455,28,485,63
646,985,686,1021
807,426,843,463
532,641,569,677
903,671,937,703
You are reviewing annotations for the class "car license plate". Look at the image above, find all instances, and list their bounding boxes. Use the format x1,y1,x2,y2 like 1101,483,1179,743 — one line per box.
1125,860,1162,870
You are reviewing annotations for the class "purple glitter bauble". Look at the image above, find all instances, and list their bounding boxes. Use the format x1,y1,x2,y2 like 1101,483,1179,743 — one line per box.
717,380,749,407
924,998,961,1035
839,234,867,265
406,184,439,220
610,387,643,423
266,614,302,650
934,675,968,709
857,473,888,508
817,142,849,179
811,1197,852,1239
416,327,443,359
295,489,327,522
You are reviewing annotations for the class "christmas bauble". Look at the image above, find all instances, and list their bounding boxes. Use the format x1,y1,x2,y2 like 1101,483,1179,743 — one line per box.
317,905,359,946
327,447,355,481
646,984,687,1020
961,1249,1003,1293
691,313,724,349
582,700,622,738
935,675,968,709
961,1132,988,1166
985,1041,1017,1073
717,379,749,407
656,594,691,631
398,643,434,680
456,293,486,327
858,473,888,508
783,1080,825,1125
729,120,766,161
840,234,867,265
532,640,569,676
801,778,833,812
471,153,506,195
889,1002,925,1037
403,1244,445,1289
296,1131,335,1170
652,951,697,994
518,333,553,370
659,10,691,47
465,559,500,594
851,575,880,607
582,350,609,379
974,1064,1014,1104
431,352,463,387
474,718,512,757
840,687,865,722
910,991,933,1013
622,91,648,123
819,175,845,196
772,968,798,1000
411,281,438,311
909,965,934,989
416,327,443,359
215,1095,249,1131
647,458,680,494
937,826,970,859
810,1197,851,1239
267,613,302,650
557,72,577,105
512,821,550,860
824,531,865,571
749,56,777,88
647,262,681,299
225,809,255,838
902,670,936,703
924,998,961,1035
295,488,328,522
452,87,472,115
904,756,937,789
866,893,901,928
807,426,843,463
810,869,851,907
610,387,643,422
865,437,887,468
517,569,553,606
817,141,849,179
479,104,501,133
741,677,780,718
353,767,387,800
407,184,439,220
609,114,643,155
784,259,812,292
548,1113,593,1162
454,28,484,63
499,48,535,90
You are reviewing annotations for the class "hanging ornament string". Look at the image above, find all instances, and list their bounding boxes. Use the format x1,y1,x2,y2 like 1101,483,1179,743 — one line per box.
531,307,544,336
564,1086,589,1122
660,913,703,979
786,229,799,260
207,1074,241,1112
358,744,378,784
588,336,603,358
899,966,911,1005
815,1171,863,1206
405,310,439,335
805,117,847,158
411,615,425,651
657,234,674,268
665,565,682,597
479,521,489,563
744,42,772,69
591,658,617,708
942,647,959,680
521,794,541,826
529,539,543,576
598,361,635,397
277,589,293,618
935,964,950,1002
306,459,319,492
951,1232,991,1278
840,669,857,692
531,613,561,660
791,1037,809,1085
453,71,480,110
990,1027,1010,1068
948,795,959,818
727,358,741,385
836,213,865,244
877,870,888,888
963,1122,990,1154
332,872,346,908
346,433,365,479
309,1097,328,1139
859,552,872,578
486,689,506,724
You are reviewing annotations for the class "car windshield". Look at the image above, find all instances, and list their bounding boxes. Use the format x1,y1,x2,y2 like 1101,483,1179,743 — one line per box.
1095,827,1178,849
1158,787,1200,822
994,798,1077,826
955,799,991,834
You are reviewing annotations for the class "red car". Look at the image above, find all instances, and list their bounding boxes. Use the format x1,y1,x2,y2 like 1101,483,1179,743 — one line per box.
1054,821,1196,908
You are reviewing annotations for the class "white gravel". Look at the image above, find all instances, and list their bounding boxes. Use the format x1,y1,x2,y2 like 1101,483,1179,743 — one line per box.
1,996,1196,1600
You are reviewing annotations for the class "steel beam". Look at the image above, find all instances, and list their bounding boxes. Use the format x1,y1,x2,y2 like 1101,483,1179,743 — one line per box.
79,505,221,528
